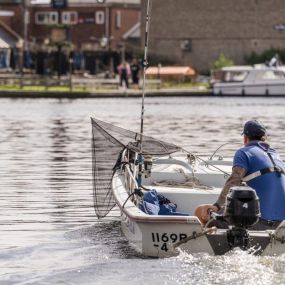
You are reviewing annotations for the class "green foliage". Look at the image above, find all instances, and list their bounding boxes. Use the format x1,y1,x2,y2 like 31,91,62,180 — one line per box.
211,53,234,70
0,85,117,92
161,81,209,89
245,48,285,65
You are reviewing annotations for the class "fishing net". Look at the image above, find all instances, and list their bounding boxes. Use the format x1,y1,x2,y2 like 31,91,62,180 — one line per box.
91,117,181,218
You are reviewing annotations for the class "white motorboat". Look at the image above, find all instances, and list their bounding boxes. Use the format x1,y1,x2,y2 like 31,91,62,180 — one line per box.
91,117,285,258
213,65,285,96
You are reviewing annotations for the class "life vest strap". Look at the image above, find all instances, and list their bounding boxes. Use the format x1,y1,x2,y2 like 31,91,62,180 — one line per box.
242,166,285,182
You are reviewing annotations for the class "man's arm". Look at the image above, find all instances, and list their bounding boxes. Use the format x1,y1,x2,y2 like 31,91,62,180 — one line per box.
215,166,247,209
195,166,247,223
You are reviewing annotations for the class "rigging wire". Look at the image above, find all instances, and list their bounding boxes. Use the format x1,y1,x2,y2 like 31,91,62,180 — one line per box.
209,141,237,160
196,155,231,177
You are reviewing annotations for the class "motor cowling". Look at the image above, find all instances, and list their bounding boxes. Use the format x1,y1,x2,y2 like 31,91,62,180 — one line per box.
224,186,260,228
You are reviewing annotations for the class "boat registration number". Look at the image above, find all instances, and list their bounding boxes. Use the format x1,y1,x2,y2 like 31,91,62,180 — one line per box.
151,233,187,252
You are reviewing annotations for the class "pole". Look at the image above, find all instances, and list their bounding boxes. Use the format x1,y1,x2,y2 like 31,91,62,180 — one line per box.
20,0,28,87
138,0,152,187
23,0,29,52
57,8,62,79
18,42,24,88
139,0,151,144
69,58,73,90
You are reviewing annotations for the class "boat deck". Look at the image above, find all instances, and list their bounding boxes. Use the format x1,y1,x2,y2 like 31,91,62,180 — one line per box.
147,185,221,215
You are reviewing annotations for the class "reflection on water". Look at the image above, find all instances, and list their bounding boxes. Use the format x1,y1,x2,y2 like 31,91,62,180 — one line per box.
1,97,285,284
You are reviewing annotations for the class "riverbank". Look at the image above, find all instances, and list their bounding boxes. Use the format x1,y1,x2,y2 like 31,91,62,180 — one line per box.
0,88,212,98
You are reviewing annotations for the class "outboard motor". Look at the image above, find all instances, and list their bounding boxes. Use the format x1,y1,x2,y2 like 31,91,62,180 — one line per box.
224,186,260,250
225,186,260,228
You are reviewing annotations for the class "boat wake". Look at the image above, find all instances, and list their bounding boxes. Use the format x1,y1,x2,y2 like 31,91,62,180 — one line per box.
169,249,284,285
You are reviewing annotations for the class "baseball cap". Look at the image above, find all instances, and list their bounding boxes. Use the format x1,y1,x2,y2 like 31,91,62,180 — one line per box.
241,120,267,137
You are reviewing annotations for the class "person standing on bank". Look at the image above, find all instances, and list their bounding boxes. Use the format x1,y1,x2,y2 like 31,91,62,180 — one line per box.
117,61,131,89
195,120,285,229
130,58,140,87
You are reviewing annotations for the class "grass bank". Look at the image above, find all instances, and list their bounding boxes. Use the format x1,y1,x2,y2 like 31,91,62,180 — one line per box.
0,82,209,93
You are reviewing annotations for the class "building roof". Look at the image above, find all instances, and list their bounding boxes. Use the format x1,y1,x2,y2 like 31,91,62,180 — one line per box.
146,66,196,76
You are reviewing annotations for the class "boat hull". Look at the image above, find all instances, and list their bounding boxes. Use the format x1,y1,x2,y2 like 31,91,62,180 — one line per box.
112,158,285,257
213,82,285,96
120,204,285,257
121,212,214,257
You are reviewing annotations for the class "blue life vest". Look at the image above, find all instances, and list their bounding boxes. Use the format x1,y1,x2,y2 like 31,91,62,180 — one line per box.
233,141,285,221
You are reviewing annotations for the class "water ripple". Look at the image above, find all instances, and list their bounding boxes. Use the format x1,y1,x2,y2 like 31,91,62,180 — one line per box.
1,97,285,284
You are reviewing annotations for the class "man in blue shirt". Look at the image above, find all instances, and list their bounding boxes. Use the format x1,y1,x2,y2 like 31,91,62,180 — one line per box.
196,120,285,229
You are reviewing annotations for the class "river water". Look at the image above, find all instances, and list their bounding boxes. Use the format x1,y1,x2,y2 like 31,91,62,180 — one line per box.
1,97,285,285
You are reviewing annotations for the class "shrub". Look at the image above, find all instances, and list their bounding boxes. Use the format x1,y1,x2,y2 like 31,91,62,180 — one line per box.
211,53,234,71
245,48,285,65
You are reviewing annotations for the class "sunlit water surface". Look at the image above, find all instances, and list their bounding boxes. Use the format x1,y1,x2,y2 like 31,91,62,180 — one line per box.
1,97,285,284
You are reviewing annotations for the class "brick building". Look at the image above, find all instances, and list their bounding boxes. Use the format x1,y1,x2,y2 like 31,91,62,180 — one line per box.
0,0,141,74
141,0,285,72
29,0,140,52
0,3,23,70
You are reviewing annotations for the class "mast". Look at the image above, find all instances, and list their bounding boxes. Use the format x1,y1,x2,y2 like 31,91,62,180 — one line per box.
138,0,152,187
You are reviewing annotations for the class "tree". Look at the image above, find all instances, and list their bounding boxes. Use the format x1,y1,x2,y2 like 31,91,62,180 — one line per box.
245,48,285,65
211,53,234,71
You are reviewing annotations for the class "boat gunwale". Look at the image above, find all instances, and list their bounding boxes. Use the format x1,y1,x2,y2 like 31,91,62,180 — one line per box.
112,171,202,225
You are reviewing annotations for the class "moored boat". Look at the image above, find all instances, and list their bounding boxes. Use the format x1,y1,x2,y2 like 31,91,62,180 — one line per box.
213,65,285,96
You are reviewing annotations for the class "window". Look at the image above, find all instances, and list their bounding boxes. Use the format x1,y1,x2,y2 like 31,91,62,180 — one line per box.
274,71,285,79
35,12,58,25
35,12,48,25
222,71,248,82
115,11,121,29
62,11,78,25
50,13,58,24
256,70,285,80
96,11,105,25
78,13,95,24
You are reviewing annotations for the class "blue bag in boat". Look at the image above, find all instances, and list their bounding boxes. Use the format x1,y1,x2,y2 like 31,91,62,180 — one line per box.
139,190,189,216
158,201,177,215
139,190,160,215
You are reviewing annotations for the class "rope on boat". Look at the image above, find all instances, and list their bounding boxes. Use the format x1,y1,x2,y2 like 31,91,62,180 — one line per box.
122,188,144,208
181,147,231,177
203,218,215,229
268,232,285,244
173,226,217,249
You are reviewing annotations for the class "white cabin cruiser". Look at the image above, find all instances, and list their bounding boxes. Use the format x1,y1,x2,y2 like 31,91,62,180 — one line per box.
213,65,285,96
91,118,285,258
